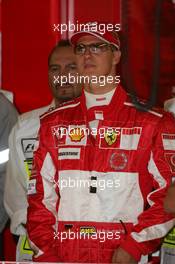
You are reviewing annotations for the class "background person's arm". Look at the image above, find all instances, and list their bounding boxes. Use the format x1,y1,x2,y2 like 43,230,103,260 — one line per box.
4,123,28,235
0,94,18,233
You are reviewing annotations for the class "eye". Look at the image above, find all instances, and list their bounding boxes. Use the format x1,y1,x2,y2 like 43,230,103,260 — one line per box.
49,66,60,73
91,43,109,53
75,45,85,54
67,63,77,70
90,45,99,53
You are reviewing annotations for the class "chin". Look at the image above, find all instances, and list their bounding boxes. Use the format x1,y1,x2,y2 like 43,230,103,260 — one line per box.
82,72,98,78
60,94,74,101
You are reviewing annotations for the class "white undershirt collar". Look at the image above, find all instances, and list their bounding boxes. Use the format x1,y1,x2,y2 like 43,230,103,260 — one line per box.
85,88,116,110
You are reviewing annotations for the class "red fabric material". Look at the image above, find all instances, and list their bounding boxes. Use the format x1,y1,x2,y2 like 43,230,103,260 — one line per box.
1,0,60,113
123,0,175,106
120,236,143,261
3,227,16,261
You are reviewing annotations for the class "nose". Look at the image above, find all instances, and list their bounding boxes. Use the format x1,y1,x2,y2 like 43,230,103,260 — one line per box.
60,67,68,76
59,68,69,85
84,47,91,57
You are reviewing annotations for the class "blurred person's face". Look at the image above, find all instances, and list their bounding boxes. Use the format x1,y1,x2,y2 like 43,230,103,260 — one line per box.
75,35,121,78
48,46,82,105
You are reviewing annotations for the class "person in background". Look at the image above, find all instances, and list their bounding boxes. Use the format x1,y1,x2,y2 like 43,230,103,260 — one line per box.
27,22,175,263
164,183,175,214
164,96,175,216
160,98,175,264
4,39,82,261
0,93,18,260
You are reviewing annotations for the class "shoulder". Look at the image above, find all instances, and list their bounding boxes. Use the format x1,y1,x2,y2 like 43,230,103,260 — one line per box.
11,104,52,138
164,98,175,115
40,97,81,123
19,104,51,123
124,95,164,119
124,95,175,133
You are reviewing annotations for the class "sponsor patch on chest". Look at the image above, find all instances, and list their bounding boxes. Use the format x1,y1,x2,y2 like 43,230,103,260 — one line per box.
80,227,96,235
58,148,81,160
99,127,142,150
51,125,87,146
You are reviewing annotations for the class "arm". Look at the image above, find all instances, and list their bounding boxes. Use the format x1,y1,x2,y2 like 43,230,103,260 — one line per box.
0,94,18,233
27,123,59,262
114,113,175,262
164,183,175,214
4,123,28,235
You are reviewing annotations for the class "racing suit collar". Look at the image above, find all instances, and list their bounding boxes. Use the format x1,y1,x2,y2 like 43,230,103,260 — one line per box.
80,84,127,119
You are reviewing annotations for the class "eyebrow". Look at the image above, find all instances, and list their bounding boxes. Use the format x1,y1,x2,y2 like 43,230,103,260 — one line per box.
49,63,77,68
67,62,76,66
77,42,106,45
49,64,60,67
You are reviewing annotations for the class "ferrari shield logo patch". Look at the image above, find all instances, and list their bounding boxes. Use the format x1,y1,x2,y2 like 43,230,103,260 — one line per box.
104,131,120,146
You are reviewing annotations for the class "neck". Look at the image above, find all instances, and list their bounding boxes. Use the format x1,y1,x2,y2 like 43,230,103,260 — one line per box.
83,72,118,94
85,87,116,110
84,82,117,94
55,98,61,107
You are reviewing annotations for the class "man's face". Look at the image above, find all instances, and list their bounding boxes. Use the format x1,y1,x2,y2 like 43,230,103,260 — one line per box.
48,46,82,104
75,35,121,78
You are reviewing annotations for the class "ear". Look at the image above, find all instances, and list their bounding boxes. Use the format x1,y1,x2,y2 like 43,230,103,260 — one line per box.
112,50,121,66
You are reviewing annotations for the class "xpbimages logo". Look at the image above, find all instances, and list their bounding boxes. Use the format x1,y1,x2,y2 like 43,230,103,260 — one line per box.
53,73,120,87
52,177,121,191
53,21,121,35
53,229,121,243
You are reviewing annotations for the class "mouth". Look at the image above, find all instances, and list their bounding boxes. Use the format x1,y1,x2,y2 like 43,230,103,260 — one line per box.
84,59,95,69
84,63,95,69
55,83,74,89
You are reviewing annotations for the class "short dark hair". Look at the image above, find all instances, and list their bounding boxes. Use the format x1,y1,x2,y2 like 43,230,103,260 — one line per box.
48,39,71,66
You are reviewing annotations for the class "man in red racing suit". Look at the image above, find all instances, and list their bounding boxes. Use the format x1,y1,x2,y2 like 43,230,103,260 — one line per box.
27,24,175,263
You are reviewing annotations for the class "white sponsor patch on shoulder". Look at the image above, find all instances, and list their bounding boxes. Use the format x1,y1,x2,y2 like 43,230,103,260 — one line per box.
58,148,80,160
27,179,36,195
162,134,175,150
